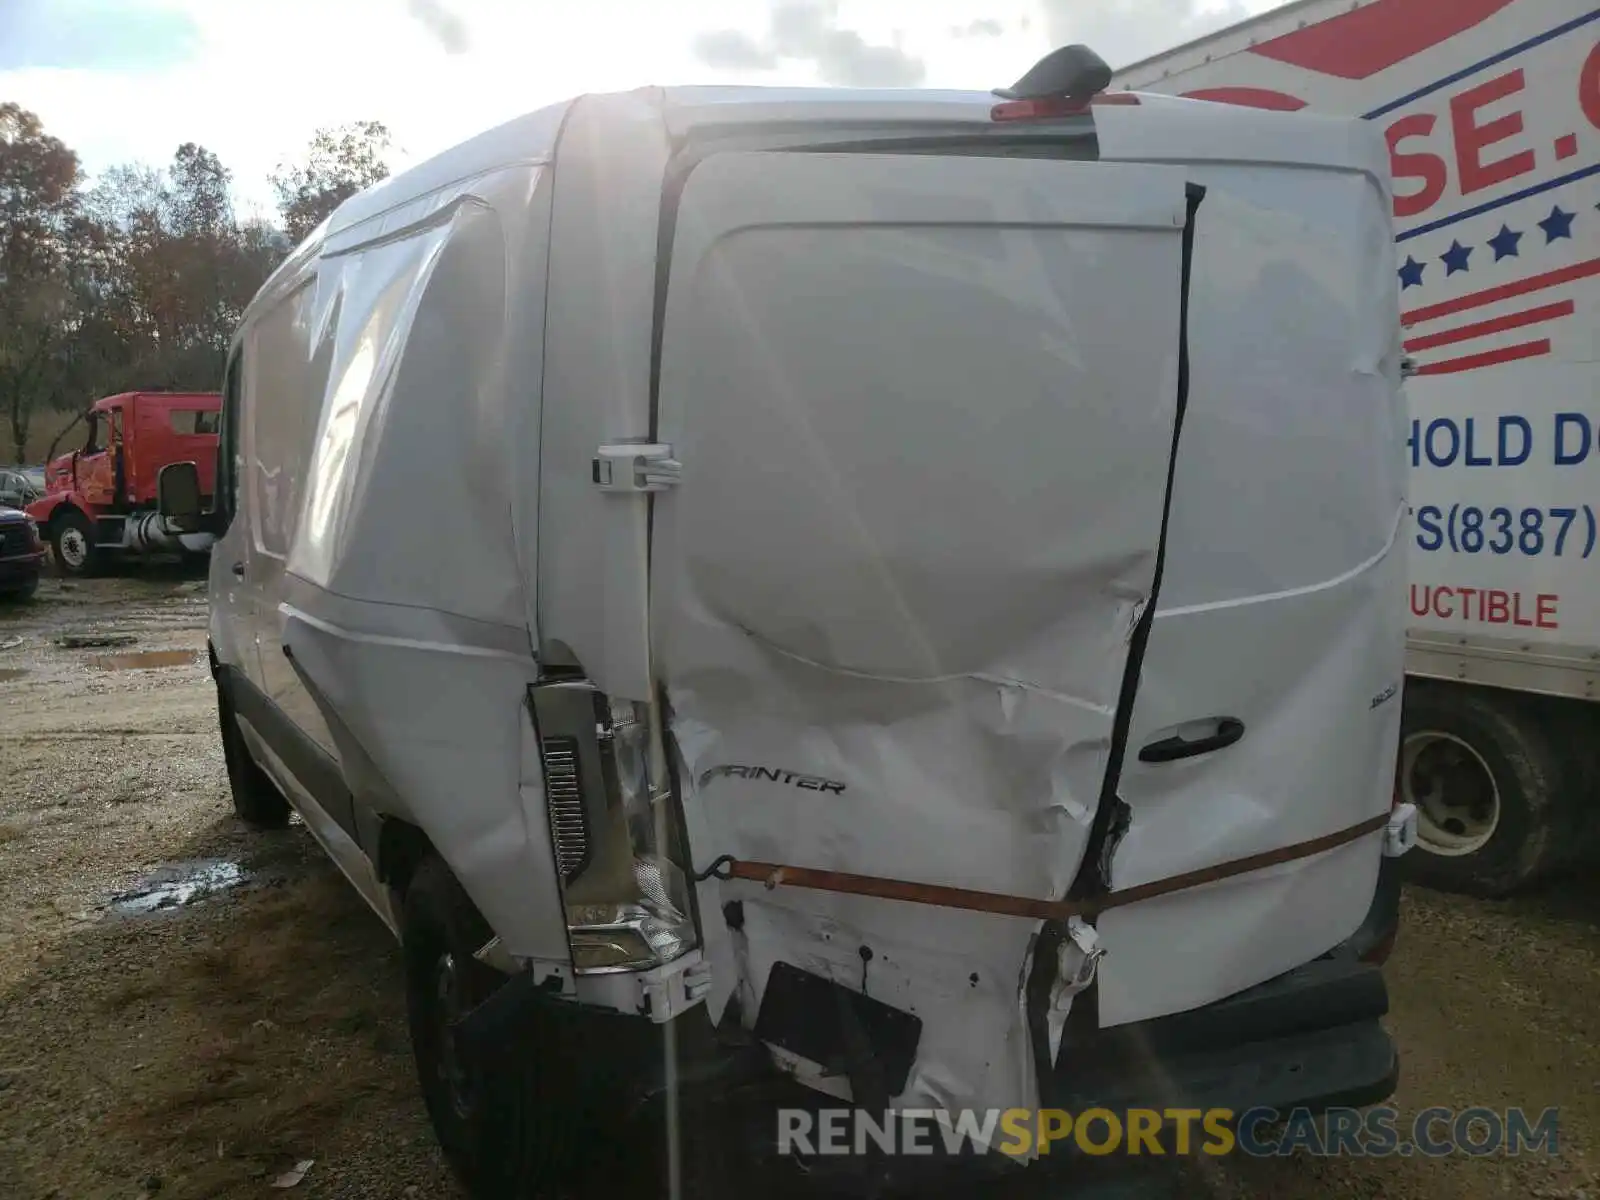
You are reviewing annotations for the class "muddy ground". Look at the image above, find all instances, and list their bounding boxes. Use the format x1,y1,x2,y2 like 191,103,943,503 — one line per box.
0,574,1596,1200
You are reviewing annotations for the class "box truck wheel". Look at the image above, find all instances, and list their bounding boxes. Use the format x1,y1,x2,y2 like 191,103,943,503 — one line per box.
50,508,102,578
402,855,586,1198
216,685,290,830
1399,684,1569,897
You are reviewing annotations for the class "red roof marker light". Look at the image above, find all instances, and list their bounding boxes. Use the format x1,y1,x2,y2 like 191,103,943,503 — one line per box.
990,92,1141,122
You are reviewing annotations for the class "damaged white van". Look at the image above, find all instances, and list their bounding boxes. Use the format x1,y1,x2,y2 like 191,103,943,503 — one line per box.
161,45,1418,1196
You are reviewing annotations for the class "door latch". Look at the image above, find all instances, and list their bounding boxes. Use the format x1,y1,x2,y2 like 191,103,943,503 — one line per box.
592,443,681,493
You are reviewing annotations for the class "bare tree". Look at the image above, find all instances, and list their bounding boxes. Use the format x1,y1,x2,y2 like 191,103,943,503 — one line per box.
270,122,392,244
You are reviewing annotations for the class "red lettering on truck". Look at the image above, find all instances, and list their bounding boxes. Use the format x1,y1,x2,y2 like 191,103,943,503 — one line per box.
1538,594,1559,629
1450,69,1536,194
1386,113,1449,218
1410,586,1560,629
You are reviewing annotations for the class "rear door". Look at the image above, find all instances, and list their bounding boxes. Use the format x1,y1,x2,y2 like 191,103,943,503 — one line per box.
649,151,1194,1115
1086,107,1407,1030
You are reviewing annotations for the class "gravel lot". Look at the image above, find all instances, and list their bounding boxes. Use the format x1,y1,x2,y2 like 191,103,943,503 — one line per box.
1,575,1597,1200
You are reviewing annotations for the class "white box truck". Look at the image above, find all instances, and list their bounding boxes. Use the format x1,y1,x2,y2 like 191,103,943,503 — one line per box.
160,47,1416,1196
1116,0,1600,897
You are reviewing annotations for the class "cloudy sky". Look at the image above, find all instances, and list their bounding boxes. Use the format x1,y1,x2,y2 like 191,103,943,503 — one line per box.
0,0,1279,217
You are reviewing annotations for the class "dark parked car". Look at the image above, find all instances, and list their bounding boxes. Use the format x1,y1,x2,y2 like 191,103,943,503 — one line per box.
0,505,46,600
0,468,43,509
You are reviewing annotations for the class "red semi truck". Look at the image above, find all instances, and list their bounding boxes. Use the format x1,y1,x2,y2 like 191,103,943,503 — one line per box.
26,390,221,576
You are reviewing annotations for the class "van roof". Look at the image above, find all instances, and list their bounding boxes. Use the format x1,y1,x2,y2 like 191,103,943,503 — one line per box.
323,82,1385,249
326,86,1003,238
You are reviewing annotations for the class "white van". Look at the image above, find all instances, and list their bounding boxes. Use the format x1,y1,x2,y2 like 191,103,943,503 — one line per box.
161,47,1417,1196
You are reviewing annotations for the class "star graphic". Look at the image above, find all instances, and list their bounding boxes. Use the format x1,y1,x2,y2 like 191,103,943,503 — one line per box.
1538,205,1575,242
1487,224,1522,260
1398,255,1426,289
1441,240,1472,275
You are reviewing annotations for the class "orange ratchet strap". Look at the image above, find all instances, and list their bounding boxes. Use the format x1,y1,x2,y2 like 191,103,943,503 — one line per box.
695,811,1391,921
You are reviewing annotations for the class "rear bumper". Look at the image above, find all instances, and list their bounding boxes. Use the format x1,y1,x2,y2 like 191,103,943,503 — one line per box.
467,861,1403,1186
1051,956,1397,1118
1049,855,1402,1117
612,952,1398,1193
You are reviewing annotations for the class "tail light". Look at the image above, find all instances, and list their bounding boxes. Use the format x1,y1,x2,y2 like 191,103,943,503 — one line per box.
541,737,591,880
529,680,696,974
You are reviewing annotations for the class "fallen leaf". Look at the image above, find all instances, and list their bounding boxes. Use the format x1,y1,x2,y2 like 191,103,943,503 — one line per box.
270,1160,314,1189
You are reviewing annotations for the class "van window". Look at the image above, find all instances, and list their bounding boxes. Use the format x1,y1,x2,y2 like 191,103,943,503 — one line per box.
171,409,221,435
247,280,328,559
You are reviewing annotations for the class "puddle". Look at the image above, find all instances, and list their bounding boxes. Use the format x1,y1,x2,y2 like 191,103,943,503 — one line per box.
58,632,138,649
89,649,199,672
0,668,26,683
108,859,247,916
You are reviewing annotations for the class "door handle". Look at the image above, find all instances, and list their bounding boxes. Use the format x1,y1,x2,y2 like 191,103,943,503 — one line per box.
1138,717,1246,764
231,561,246,579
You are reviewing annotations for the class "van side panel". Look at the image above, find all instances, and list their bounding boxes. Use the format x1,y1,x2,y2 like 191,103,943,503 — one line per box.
244,276,341,766
245,164,571,963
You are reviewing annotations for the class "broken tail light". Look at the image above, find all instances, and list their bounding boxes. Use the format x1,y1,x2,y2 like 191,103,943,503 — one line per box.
530,680,697,974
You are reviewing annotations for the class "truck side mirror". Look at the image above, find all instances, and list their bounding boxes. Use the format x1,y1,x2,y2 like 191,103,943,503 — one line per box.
158,461,204,532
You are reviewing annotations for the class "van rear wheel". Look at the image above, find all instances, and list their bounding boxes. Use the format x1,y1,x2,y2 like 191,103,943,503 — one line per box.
402,855,590,1199
1399,684,1570,897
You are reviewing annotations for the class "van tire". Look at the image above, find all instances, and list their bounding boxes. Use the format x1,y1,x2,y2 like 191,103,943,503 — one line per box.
50,508,102,578
217,684,291,829
402,855,588,1199
1398,684,1570,898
